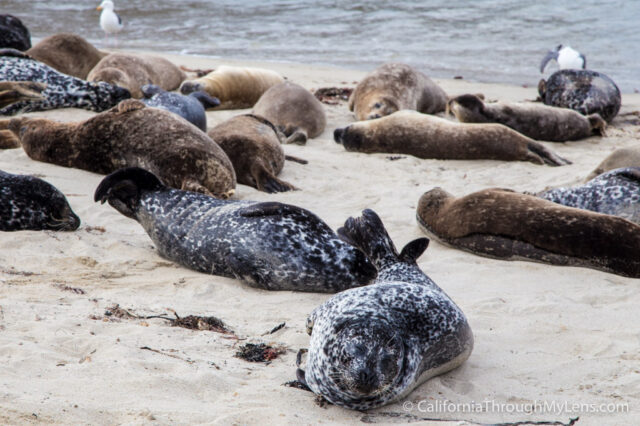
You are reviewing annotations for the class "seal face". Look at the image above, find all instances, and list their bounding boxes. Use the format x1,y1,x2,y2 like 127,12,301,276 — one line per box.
94,167,377,292
538,167,640,224
297,210,473,410
26,33,107,79
0,170,80,231
141,84,219,132
538,69,621,123
0,15,31,51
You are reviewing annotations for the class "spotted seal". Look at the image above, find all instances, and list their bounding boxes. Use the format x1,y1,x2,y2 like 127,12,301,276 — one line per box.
94,167,377,292
586,147,640,180
417,187,640,278
0,15,31,51
538,69,621,123
296,209,473,409
0,170,80,231
349,63,448,121
0,48,130,116
141,84,219,132
26,33,107,79
447,93,606,142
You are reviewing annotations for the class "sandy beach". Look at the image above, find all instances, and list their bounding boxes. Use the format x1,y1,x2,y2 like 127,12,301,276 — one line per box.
0,51,638,425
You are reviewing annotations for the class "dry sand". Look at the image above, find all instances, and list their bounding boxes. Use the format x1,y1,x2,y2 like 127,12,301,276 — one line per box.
1,52,639,425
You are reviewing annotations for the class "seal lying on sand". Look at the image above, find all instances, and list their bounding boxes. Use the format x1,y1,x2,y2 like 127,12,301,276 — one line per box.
586,147,640,180
349,63,447,121
334,110,570,166
297,209,472,409
27,33,107,79
0,49,130,115
447,93,606,142
141,84,219,131
95,167,377,292
6,100,235,197
538,69,621,123
0,15,31,51
0,170,79,231
416,187,640,278
252,81,326,144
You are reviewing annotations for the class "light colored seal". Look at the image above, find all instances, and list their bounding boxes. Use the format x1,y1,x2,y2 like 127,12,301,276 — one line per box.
0,169,79,231
179,65,285,109
447,93,606,142
88,52,187,98
95,167,377,292
334,110,570,166
297,209,473,410
349,63,448,121
0,81,46,109
26,33,107,79
252,81,326,144
417,187,640,278
5,99,235,198
586,147,640,180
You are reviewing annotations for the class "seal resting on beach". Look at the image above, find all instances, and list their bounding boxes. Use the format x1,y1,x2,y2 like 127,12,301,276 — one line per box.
88,52,186,98
416,187,640,278
586,147,640,180
0,170,80,231
252,81,326,144
349,63,447,121
5,99,236,197
334,110,570,166
447,93,606,142
297,209,472,409
95,167,377,292
26,33,107,79
0,15,31,51
180,65,284,109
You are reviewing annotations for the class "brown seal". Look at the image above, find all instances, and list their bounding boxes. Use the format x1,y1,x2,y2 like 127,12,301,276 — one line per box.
0,81,46,108
333,110,570,166
179,65,284,109
26,33,107,79
447,94,607,142
349,63,448,121
208,114,295,193
252,81,326,144
88,53,186,98
416,187,640,278
5,99,235,197
586,147,640,181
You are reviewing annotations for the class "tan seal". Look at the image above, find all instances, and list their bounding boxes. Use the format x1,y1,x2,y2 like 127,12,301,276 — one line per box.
586,146,640,180
349,63,447,121
26,33,107,79
0,82,46,148
416,187,640,278
334,110,570,166
252,81,326,144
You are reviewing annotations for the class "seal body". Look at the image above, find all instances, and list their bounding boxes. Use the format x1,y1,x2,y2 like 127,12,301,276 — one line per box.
26,33,107,79
7,100,235,197
0,170,79,231
94,167,377,292
587,147,640,180
417,187,640,278
299,210,472,410
0,15,31,51
349,63,447,121
538,69,621,122
180,65,284,109
141,84,220,131
334,110,570,166
537,167,640,224
252,81,326,144
0,49,130,116
447,94,606,142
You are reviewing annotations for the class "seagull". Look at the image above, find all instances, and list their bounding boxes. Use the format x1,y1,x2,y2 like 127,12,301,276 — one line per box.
97,0,123,46
540,45,586,73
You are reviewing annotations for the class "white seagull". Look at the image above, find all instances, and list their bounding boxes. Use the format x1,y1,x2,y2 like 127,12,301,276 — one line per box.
97,0,123,46
540,45,586,73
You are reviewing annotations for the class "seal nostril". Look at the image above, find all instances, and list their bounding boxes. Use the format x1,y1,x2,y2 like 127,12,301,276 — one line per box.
333,127,345,143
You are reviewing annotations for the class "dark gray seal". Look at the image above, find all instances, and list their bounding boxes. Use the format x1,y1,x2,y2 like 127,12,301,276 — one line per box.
538,69,621,123
141,84,220,132
0,15,31,51
296,209,473,410
0,170,80,231
537,167,640,224
94,167,377,292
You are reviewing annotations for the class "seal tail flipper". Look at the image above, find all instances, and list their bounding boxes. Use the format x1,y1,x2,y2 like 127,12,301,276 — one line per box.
337,209,399,266
526,141,572,166
0,129,20,149
588,113,607,137
284,129,308,145
94,167,165,219
190,91,220,109
254,167,296,193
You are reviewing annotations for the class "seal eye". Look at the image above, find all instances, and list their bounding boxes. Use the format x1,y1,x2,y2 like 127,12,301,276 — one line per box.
373,102,382,109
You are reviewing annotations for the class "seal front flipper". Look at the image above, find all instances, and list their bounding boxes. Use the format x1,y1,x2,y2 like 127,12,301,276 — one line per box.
284,127,308,145
238,201,306,218
94,167,164,219
527,141,571,166
0,48,32,59
189,91,220,109
284,155,308,165
113,99,146,114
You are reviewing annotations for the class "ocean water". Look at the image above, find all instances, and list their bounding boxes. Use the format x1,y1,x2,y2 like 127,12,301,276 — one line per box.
3,0,639,91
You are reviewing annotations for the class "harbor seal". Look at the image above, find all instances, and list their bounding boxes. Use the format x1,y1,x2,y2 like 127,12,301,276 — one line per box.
26,33,107,79
586,147,640,180
0,170,80,231
94,167,377,292
334,110,570,166
537,167,640,224
447,93,606,142
538,69,621,122
297,209,473,409
208,114,295,193
140,84,219,132
88,52,187,98
349,63,448,121
0,15,30,51
252,81,326,144
180,65,285,109
0,81,46,109
0,49,131,116
416,187,640,278
6,99,235,197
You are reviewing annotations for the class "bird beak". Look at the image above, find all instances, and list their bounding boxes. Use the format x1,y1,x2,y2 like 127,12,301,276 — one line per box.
97,6,103,10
